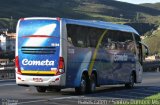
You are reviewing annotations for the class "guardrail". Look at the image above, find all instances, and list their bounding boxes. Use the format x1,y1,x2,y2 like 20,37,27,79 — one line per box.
143,60,160,72
0,66,15,80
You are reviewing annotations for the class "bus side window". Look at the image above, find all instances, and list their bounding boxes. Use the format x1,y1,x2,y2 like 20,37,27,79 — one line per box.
67,24,88,48
67,24,78,47
126,40,137,55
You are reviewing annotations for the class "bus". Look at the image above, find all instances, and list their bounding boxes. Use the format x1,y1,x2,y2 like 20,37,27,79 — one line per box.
15,17,148,94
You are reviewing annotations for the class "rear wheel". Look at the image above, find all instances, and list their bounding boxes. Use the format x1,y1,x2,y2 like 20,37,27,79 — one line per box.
75,74,87,94
36,86,47,93
89,74,96,93
125,73,135,89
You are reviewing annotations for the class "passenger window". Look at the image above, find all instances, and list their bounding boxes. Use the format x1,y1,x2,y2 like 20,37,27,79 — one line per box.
101,30,135,52
66,24,103,48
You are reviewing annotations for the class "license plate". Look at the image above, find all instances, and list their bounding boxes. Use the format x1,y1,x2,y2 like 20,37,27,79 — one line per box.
33,78,43,82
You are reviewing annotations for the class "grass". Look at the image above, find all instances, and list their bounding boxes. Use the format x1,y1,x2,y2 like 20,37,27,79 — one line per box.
114,93,160,105
146,93,160,99
79,12,129,22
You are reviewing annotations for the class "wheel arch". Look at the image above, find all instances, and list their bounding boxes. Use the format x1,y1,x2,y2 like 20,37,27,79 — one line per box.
75,69,89,87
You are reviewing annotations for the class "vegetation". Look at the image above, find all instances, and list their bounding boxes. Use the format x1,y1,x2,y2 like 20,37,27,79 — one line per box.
141,3,160,10
142,28,160,55
0,18,17,32
115,93,160,105
146,93,160,99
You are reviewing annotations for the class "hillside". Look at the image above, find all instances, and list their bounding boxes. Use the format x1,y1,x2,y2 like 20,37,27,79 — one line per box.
0,0,159,20
0,0,159,32
140,3,160,10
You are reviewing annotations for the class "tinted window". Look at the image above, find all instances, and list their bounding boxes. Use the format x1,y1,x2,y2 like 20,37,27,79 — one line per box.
101,30,136,52
67,24,136,53
18,19,60,37
67,24,104,48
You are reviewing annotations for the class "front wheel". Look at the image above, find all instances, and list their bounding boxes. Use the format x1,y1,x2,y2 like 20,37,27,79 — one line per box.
36,86,47,93
125,73,135,89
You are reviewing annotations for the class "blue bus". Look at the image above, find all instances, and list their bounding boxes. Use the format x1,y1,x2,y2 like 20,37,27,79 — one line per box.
15,17,148,94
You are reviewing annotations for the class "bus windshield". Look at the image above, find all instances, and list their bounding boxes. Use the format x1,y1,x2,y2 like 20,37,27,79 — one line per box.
18,19,60,37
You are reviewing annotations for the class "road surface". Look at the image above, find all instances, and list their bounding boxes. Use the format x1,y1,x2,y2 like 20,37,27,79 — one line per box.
0,72,160,105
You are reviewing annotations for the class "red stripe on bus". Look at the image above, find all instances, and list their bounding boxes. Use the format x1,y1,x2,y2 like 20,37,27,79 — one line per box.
22,35,54,38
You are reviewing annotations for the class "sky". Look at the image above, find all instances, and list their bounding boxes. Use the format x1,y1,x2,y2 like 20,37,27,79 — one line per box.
116,0,160,4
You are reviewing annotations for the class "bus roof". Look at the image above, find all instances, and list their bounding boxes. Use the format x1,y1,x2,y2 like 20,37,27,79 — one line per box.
20,17,139,36
64,18,139,36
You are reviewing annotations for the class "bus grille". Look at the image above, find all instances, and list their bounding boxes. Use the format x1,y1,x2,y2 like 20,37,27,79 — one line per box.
21,47,56,54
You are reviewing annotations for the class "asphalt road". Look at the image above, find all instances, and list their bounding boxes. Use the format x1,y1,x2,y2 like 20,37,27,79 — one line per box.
0,72,160,105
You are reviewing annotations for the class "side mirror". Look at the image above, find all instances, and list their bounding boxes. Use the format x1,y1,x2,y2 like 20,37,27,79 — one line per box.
145,47,149,56
139,41,149,56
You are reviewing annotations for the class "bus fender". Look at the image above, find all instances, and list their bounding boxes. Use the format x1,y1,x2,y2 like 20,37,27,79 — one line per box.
74,69,89,87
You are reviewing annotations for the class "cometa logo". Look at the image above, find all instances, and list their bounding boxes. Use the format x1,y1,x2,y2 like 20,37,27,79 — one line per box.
114,54,128,61
22,59,54,66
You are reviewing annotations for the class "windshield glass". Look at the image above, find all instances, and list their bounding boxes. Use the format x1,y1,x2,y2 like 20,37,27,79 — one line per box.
18,19,60,37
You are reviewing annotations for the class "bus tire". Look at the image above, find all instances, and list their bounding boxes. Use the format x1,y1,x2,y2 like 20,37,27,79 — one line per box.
75,74,87,94
89,74,96,93
125,73,135,89
36,86,47,93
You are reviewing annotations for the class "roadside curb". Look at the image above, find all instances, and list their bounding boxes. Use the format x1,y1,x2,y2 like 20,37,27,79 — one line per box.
0,79,16,82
